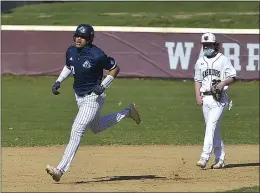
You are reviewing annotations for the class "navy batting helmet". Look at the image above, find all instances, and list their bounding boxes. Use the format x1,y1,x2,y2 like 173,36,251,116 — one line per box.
74,24,95,43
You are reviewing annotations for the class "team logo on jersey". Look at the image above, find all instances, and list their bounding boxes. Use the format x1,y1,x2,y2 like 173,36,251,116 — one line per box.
69,57,73,61
82,60,91,68
202,69,220,78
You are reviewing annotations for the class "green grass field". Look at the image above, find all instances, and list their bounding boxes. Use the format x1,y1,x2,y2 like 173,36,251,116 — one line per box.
2,76,259,147
225,186,260,192
1,2,259,28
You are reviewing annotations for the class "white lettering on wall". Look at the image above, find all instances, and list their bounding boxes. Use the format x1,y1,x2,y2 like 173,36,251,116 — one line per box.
246,44,259,71
165,42,194,70
222,43,241,71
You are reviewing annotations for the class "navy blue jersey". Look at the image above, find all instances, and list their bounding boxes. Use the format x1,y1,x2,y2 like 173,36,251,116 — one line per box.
65,44,116,96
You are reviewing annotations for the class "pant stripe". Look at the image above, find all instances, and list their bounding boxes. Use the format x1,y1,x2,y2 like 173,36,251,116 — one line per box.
57,93,129,173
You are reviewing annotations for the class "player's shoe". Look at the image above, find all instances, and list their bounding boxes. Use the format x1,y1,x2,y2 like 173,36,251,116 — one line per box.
127,103,141,125
46,165,63,182
196,158,207,169
211,159,225,169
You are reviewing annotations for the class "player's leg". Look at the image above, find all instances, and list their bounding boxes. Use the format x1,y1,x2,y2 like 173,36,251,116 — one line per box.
46,114,87,182
212,113,226,169
196,103,210,168
90,102,141,133
46,94,102,181
56,113,89,173
203,103,210,124
57,95,102,171
200,105,225,163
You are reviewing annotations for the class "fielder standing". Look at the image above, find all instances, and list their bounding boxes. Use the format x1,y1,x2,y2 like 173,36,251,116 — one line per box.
194,32,236,169
46,24,141,182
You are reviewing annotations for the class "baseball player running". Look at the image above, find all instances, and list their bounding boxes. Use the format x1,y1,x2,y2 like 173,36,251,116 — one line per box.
194,32,236,169
46,24,141,182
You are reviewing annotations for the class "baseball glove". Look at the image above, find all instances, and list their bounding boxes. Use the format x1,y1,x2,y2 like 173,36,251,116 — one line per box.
211,79,222,102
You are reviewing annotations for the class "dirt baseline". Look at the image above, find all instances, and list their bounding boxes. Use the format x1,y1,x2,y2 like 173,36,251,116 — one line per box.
2,145,259,192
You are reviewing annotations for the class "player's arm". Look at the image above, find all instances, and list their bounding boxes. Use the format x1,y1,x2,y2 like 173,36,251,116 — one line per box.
57,49,73,83
56,66,72,83
100,56,119,89
194,82,201,96
107,64,120,78
52,50,72,95
223,58,236,86
216,58,237,90
93,56,119,95
194,62,203,105
221,77,235,86
52,66,72,95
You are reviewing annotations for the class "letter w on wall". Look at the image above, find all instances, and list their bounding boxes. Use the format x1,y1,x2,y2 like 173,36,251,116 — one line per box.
165,42,194,70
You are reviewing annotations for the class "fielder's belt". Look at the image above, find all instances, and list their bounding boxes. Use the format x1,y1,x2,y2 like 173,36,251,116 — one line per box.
202,91,213,95
202,90,223,102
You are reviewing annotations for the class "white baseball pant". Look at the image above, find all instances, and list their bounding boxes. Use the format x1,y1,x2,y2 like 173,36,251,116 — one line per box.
57,92,129,173
200,93,230,162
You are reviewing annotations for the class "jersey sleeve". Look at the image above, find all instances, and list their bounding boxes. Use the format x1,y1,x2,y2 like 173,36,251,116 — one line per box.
224,57,237,79
65,48,71,69
99,55,117,70
194,61,202,82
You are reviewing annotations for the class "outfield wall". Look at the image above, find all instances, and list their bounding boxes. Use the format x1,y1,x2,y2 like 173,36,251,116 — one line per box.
1,25,259,79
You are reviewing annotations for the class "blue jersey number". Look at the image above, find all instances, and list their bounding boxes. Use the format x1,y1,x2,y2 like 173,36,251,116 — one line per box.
71,66,75,74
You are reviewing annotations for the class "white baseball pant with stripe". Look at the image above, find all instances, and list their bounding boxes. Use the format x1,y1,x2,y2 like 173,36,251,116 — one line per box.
56,92,129,173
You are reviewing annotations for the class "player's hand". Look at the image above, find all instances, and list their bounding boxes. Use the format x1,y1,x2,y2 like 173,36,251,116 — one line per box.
216,81,225,90
196,95,203,105
93,85,105,95
52,81,61,95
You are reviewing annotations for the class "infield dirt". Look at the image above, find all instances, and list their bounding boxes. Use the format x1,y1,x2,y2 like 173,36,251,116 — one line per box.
2,145,259,192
